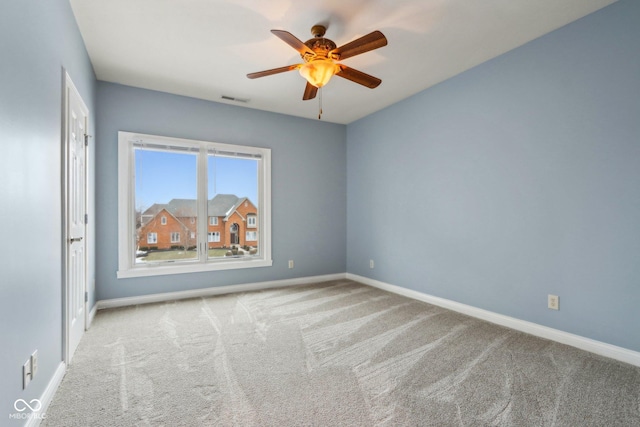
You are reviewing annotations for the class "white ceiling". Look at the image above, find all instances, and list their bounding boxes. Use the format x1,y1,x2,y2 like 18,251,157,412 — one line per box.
69,0,616,124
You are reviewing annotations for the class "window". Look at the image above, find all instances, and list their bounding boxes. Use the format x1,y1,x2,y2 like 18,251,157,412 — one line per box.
246,231,257,241
161,216,167,225
118,131,272,278
247,215,256,228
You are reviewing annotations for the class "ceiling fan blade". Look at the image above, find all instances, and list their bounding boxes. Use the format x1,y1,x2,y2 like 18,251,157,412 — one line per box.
303,82,318,100
271,30,316,57
330,30,387,60
336,65,382,88
247,64,300,79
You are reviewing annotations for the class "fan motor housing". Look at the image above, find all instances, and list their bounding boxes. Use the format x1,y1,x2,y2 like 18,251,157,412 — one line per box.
302,38,337,62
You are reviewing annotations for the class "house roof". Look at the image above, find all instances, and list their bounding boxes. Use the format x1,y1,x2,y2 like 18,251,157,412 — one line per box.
225,197,245,221
141,203,168,217
209,194,241,217
142,194,248,218
160,199,195,217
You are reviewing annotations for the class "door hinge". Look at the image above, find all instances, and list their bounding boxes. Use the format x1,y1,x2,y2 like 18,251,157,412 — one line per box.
84,134,92,146
84,213,89,225
84,292,88,303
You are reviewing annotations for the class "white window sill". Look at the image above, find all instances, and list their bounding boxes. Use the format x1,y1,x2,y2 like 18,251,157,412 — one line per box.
117,258,273,279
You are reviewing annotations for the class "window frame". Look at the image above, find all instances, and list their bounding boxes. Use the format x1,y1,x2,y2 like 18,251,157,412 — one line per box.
118,131,272,278
247,215,257,228
209,217,218,226
147,232,157,244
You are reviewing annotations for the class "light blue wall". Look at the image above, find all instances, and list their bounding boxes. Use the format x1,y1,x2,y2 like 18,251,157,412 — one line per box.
95,82,347,300
347,0,640,352
0,0,96,422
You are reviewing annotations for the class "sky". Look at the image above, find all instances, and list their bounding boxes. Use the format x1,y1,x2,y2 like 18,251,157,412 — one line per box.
135,149,258,211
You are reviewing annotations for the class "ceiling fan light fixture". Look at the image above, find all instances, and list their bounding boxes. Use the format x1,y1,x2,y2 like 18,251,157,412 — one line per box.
299,59,339,88
247,26,387,112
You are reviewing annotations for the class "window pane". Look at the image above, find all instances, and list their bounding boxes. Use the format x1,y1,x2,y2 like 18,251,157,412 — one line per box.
207,154,259,259
135,148,198,263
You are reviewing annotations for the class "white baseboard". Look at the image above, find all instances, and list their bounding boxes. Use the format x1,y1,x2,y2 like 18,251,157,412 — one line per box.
96,273,347,310
347,273,640,368
27,362,66,427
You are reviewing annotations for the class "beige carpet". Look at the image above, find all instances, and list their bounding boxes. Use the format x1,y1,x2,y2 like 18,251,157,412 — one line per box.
43,279,640,426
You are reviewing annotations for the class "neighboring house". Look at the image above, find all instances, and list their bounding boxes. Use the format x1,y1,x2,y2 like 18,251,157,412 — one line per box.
137,194,258,250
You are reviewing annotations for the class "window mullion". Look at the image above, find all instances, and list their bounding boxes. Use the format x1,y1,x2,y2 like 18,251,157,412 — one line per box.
197,143,209,262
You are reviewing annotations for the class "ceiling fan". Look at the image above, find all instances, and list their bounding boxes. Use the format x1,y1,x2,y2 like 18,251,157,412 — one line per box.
247,25,387,114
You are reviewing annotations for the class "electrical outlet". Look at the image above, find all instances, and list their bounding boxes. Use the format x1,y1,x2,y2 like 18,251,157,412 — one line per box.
548,294,559,310
288,260,294,269
23,360,31,389
369,259,374,269
31,350,38,378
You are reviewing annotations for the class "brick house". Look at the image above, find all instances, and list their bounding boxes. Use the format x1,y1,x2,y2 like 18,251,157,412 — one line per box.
137,194,258,250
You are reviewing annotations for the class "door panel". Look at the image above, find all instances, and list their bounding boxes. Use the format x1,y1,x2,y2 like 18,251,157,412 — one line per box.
65,74,88,363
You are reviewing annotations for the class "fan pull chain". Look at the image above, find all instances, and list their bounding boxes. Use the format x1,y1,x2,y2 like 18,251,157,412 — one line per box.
318,87,323,120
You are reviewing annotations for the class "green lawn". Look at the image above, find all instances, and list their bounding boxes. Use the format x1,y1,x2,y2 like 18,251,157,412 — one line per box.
208,249,229,257
141,248,233,262
142,250,197,261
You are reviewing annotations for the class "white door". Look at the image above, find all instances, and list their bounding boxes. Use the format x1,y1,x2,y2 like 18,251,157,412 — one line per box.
64,74,88,363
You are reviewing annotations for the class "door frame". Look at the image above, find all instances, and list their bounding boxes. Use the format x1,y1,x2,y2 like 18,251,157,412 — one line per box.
61,70,89,364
